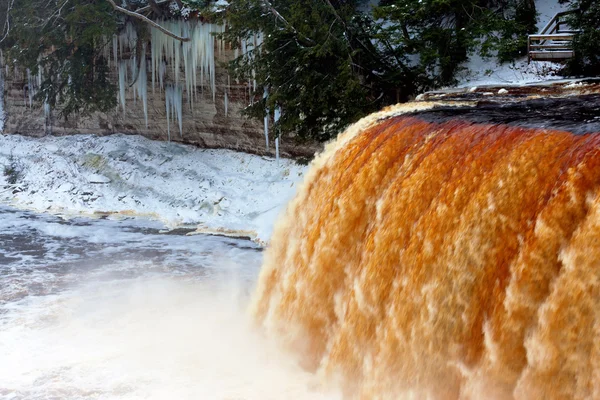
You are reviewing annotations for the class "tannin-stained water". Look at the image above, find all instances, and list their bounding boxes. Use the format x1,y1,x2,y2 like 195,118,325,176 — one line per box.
252,102,600,399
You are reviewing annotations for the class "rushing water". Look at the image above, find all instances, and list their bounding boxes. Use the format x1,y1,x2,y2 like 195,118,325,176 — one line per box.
254,102,600,399
0,206,338,400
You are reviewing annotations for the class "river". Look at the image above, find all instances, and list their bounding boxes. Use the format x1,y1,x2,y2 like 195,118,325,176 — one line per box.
0,206,334,400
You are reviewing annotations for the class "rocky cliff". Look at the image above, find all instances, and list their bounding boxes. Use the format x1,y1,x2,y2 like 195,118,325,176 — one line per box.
1,37,320,159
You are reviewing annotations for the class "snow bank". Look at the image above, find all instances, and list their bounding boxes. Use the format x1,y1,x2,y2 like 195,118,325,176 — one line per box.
0,134,307,243
454,0,572,88
456,57,565,88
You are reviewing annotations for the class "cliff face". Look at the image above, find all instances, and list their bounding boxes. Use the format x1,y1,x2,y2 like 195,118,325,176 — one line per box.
1,41,320,159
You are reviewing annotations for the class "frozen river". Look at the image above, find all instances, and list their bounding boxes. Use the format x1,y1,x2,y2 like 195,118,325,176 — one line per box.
0,206,333,400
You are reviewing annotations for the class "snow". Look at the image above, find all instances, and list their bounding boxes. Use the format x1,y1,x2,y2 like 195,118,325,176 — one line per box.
454,0,571,88
455,56,566,88
0,134,307,244
536,0,571,32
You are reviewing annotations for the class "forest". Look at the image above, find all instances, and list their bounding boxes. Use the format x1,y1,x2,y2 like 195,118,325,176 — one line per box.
0,0,598,141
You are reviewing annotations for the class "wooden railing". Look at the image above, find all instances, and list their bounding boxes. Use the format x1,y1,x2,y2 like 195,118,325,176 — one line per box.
528,10,579,62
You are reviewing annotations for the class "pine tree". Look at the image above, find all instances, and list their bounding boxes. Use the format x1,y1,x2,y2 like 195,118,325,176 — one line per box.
374,0,538,87
219,0,420,142
1,0,119,117
561,0,600,75
0,0,189,119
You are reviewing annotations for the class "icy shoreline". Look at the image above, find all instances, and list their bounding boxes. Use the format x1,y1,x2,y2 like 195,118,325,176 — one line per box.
0,133,307,244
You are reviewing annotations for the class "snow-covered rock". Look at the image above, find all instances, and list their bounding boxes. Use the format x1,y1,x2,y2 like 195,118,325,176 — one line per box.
86,173,111,184
0,134,308,243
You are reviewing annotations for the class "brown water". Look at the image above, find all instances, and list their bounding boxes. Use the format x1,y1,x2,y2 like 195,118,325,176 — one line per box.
252,102,600,399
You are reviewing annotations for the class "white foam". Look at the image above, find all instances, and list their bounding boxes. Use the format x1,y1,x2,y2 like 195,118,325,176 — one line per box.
0,276,340,400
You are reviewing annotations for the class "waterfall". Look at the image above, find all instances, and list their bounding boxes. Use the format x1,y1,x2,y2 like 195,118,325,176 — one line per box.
252,101,600,399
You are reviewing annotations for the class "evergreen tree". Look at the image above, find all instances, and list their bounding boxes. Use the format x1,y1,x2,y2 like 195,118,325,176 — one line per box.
374,0,538,86
220,0,418,142
221,0,537,142
560,0,600,75
0,0,543,144
0,0,185,119
1,0,119,117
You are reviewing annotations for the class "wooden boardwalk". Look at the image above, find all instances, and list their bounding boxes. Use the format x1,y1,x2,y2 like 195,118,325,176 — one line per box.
528,11,578,62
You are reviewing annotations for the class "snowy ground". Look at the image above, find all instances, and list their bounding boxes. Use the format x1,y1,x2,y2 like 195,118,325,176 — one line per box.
455,0,572,88
455,57,566,88
0,134,307,244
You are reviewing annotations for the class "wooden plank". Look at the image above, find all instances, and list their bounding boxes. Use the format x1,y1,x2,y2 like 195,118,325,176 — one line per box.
529,50,575,60
529,44,573,50
529,34,575,40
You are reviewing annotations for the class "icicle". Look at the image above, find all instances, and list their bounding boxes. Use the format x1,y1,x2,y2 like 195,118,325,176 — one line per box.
274,106,281,162
137,44,149,128
175,85,183,138
26,68,35,107
274,106,281,122
43,99,51,134
263,87,269,150
113,35,118,70
132,55,137,105
160,61,166,91
252,34,258,92
166,84,183,140
264,113,269,150
224,90,228,117
166,85,171,142
148,20,221,113
151,28,157,93
118,61,126,113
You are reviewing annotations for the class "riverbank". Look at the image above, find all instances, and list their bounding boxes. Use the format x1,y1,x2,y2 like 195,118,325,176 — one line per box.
0,133,307,244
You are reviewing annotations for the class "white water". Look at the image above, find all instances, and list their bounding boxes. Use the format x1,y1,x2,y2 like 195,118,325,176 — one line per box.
0,207,340,400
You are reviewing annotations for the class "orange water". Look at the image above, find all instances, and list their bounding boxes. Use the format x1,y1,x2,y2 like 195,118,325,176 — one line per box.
252,108,600,399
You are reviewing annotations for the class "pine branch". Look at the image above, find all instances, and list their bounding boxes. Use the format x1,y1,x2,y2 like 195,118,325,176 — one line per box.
261,0,315,45
106,0,191,42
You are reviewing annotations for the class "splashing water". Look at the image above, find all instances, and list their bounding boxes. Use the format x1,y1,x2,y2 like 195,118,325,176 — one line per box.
0,207,340,400
252,102,600,399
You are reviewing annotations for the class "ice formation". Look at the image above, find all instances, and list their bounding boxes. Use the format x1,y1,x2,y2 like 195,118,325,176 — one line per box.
274,106,281,162
165,84,183,140
263,87,269,150
113,21,223,138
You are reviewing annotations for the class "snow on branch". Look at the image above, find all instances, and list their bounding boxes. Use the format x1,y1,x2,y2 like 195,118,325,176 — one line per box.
106,0,191,42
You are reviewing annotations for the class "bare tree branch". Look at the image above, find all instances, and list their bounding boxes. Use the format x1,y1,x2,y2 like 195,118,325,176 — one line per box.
134,0,170,14
106,0,191,42
261,0,315,45
147,0,164,18
0,0,16,43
